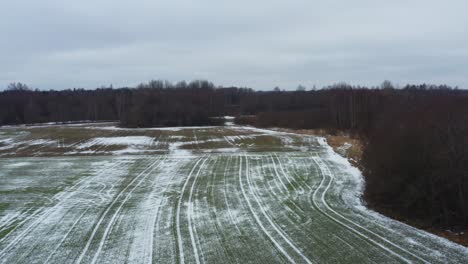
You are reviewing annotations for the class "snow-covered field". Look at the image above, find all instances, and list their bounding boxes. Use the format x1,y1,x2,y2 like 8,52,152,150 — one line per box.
0,124,467,263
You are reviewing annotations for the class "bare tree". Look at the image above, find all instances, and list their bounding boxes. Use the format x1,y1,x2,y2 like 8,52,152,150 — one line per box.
381,80,394,89
296,85,306,91
7,82,31,91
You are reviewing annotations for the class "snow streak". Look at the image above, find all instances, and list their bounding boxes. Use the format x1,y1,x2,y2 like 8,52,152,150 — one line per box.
0,126,467,263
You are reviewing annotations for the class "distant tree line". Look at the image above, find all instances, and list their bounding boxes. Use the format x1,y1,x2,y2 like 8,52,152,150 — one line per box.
119,80,226,127
1,80,467,229
0,86,118,125
0,80,250,127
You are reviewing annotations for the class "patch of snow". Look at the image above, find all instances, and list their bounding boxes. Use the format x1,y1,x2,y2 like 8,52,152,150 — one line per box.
316,136,468,258
336,142,352,157
168,141,193,157
201,148,241,153
316,137,364,207
27,139,57,146
78,136,154,149
5,162,32,168
223,116,235,126
0,121,116,129
233,126,285,135
0,138,14,149
98,136,153,146
89,125,220,131
279,136,294,146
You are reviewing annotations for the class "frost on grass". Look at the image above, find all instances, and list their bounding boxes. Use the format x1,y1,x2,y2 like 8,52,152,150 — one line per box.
0,126,467,264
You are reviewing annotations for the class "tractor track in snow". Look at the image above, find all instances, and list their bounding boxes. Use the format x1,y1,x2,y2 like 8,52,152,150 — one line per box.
310,156,430,263
0,159,129,261
75,157,164,264
1,125,467,263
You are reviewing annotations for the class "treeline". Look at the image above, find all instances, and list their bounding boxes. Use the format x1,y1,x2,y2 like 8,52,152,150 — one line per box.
119,80,225,127
362,91,468,229
0,80,251,127
0,86,118,125
234,83,468,229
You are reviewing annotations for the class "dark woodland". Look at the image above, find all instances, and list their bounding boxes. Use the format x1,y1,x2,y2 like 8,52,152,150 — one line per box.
1,80,467,230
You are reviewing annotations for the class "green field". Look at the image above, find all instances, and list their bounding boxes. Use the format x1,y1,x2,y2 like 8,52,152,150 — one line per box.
0,124,467,263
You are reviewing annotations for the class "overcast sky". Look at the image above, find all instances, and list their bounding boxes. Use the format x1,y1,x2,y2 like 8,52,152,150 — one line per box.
1,0,467,90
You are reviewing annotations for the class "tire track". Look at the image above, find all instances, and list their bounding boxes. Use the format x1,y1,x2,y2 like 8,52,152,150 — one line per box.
75,156,163,264
312,157,430,263
247,156,313,264
227,155,275,260
90,156,166,264
0,159,126,259
186,158,209,264
271,155,307,215
321,158,439,257
146,158,180,264
286,156,380,261
175,158,203,264
42,207,91,263
222,156,242,234
204,157,231,258
239,155,310,264
14,180,112,264
310,156,429,263
273,153,302,194
255,157,302,224
268,154,289,194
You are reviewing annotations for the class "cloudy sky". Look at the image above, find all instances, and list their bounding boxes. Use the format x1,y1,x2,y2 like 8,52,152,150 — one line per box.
1,0,467,90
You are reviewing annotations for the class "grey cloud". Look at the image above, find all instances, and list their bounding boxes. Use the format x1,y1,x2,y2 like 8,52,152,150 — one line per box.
1,0,467,90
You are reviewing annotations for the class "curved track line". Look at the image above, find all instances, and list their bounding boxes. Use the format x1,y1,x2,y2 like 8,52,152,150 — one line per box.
272,155,307,216
75,157,162,264
314,157,430,264
175,158,203,264
255,158,302,224
187,158,209,264
90,157,166,264
310,157,413,263
146,198,164,264
255,157,306,226
268,155,289,194
272,153,300,193
0,159,125,259
238,156,297,263
147,159,180,264
222,156,242,234
245,156,313,264
0,208,34,238
0,171,90,244
257,156,282,200
15,180,111,263
322,158,438,256
42,207,91,263
205,157,232,260
230,155,268,250
276,154,306,194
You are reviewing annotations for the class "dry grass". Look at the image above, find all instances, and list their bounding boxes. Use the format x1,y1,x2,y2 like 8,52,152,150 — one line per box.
273,128,364,167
